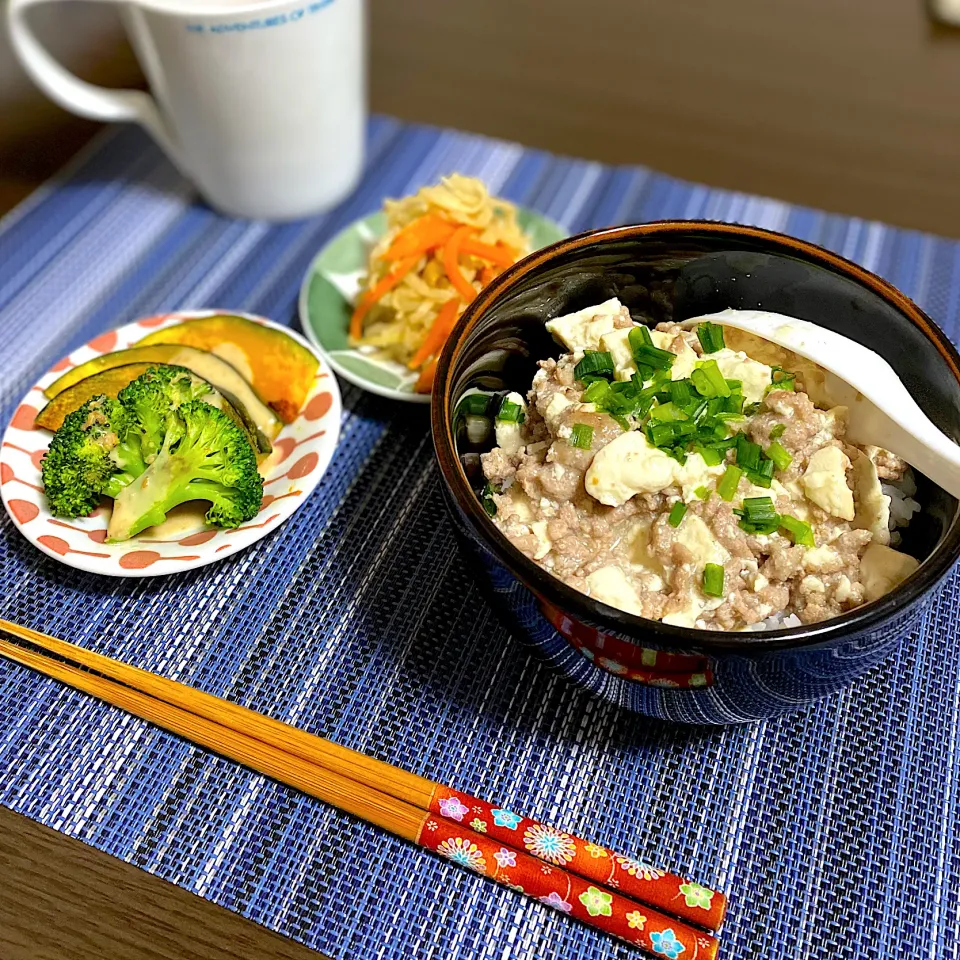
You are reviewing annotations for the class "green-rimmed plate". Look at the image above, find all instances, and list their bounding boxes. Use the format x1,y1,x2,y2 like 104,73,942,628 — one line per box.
298,209,567,402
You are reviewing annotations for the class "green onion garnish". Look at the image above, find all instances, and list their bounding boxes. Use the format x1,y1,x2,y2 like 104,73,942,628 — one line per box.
632,343,676,372
668,502,688,527
691,359,732,398
724,392,745,414
770,423,786,440
481,481,499,517
574,350,615,382
746,458,776,486
717,464,742,501
744,401,762,416
669,379,693,405
649,401,688,423
767,366,796,392
697,322,726,354
736,435,763,471
702,563,725,597
694,485,712,500
628,325,655,353
780,514,815,547
496,398,524,423
583,379,611,404
740,496,778,523
696,445,724,467
570,423,594,449
647,422,677,447
457,393,491,417
766,440,793,472
735,496,781,534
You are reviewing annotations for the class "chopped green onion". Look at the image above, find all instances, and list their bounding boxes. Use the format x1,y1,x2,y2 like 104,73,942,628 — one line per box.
628,325,655,353
496,398,524,423
647,422,679,447
668,502,688,527
717,465,743,501
736,435,762,471
649,401,688,423
694,485,712,500
737,516,780,535
574,351,615,381
457,393,491,417
740,496,778,523
770,423,786,440
669,379,693,406
604,392,638,418
744,401,762,416
767,366,796,392
780,514,815,547
583,379,611,404
735,495,781,534
766,440,793,472
632,343,676,372
744,458,775,487
570,423,594,449
696,322,726,354
669,446,688,465
481,481,499,517
696,445,724,467
724,392,745,414
691,359,732,398
702,563,725,597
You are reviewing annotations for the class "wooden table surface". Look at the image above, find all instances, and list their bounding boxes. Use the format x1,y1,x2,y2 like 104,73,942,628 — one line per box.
3,2,960,958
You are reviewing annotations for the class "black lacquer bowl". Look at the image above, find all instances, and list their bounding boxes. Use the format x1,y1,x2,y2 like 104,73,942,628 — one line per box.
431,222,960,723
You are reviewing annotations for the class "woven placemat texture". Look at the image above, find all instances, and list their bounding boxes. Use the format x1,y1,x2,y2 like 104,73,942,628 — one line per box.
1,117,958,959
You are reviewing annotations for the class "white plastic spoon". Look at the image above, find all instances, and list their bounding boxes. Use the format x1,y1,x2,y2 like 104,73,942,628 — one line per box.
682,309,960,499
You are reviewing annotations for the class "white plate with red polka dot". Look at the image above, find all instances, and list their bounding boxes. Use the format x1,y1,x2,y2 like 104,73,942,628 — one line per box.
1,310,341,577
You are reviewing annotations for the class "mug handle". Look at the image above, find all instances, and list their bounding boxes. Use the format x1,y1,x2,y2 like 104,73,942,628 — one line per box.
6,0,184,170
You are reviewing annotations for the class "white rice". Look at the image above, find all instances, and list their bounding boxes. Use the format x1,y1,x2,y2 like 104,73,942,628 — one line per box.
883,468,921,547
741,612,803,632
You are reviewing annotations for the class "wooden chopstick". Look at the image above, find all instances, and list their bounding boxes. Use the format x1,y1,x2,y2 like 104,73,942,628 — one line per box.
0,618,726,932
0,620,724,957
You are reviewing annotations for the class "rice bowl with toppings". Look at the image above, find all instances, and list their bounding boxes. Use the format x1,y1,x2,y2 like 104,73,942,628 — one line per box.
477,299,923,632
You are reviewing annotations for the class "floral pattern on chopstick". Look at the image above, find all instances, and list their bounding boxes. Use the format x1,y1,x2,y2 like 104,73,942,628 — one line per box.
420,817,717,959
427,787,725,933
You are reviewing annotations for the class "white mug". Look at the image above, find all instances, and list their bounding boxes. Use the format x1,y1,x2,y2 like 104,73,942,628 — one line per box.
7,0,366,220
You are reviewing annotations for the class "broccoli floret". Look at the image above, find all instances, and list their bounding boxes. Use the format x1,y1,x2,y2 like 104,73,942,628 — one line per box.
41,396,147,517
106,400,263,542
117,365,214,460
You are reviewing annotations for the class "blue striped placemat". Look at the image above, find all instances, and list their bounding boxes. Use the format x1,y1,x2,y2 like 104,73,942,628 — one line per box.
1,116,958,959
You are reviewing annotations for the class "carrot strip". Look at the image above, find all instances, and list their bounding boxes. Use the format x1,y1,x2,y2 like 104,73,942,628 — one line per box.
349,253,422,339
460,238,516,267
383,214,456,261
443,225,479,302
415,356,439,393
480,266,498,286
408,297,460,370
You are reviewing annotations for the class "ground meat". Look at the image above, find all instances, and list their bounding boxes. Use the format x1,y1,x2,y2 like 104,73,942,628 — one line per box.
480,447,517,486
697,497,757,561
865,445,908,480
481,311,919,631
748,390,831,475
761,542,805,582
